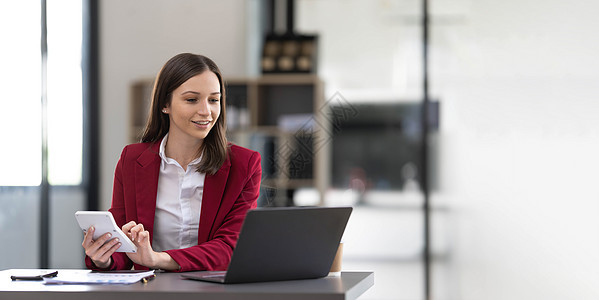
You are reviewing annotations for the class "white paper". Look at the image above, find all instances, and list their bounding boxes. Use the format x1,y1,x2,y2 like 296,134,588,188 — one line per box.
43,270,155,284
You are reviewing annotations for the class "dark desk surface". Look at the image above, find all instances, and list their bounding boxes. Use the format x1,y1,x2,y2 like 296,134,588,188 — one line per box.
1,269,374,300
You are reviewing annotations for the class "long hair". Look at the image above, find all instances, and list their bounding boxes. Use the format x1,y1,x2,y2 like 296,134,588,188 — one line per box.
141,53,228,175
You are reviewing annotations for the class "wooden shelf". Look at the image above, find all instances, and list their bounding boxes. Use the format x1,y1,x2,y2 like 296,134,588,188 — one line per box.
129,78,154,142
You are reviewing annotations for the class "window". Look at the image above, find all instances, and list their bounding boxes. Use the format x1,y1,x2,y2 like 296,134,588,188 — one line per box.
0,1,43,186
0,0,90,270
0,0,82,186
47,0,83,185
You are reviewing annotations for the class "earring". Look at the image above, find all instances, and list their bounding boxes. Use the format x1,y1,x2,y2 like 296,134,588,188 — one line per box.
162,109,167,113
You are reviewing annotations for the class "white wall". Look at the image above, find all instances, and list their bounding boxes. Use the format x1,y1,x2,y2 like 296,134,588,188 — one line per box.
99,0,249,210
297,0,424,101
431,0,599,299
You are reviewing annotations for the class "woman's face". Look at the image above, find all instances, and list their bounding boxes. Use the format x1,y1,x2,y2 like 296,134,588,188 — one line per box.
164,71,221,144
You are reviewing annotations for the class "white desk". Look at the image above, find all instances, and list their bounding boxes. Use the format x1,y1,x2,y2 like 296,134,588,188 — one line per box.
1,269,374,300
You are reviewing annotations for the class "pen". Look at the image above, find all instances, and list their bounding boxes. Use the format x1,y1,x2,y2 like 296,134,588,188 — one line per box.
11,271,58,281
140,274,156,284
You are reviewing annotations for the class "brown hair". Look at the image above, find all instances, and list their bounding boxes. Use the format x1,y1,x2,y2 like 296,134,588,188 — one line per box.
141,53,228,175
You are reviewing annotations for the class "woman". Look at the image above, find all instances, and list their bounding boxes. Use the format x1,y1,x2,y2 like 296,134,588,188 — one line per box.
82,53,262,271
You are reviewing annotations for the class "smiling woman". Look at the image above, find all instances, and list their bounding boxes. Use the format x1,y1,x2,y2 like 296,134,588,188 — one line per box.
82,53,262,272
162,71,222,169
141,53,229,175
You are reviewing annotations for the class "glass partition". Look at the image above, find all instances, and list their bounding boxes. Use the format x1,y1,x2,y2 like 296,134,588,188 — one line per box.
429,0,599,299
296,1,425,299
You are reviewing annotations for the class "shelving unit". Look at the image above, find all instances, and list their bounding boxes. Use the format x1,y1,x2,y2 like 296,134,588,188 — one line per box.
129,79,154,143
130,74,330,206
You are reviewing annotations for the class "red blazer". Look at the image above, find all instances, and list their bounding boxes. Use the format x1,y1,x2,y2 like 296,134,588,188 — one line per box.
85,140,261,272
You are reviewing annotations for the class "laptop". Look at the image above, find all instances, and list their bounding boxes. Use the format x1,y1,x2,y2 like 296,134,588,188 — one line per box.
181,206,352,284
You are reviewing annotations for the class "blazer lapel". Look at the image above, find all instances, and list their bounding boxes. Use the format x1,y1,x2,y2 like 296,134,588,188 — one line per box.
135,141,161,240
199,157,231,243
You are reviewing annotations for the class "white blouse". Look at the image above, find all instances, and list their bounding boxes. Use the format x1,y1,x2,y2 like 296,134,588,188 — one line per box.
152,133,206,252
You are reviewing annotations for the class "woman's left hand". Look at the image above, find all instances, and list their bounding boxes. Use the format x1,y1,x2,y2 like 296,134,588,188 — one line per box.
122,221,179,270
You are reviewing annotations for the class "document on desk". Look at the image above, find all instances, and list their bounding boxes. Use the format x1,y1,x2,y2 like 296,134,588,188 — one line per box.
42,270,155,284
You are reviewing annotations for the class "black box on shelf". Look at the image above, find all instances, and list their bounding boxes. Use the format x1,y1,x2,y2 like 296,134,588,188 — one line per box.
261,34,318,74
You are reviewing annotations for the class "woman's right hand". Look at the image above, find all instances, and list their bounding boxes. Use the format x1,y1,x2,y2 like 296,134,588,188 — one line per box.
81,226,122,269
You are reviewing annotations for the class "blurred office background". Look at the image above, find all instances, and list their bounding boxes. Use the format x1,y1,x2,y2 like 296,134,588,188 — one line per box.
2,0,599,299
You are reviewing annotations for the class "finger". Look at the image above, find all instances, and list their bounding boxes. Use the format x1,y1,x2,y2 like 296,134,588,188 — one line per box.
122,220,137,230
129,224,145,242
98,237,120,255
106,241,122,255
137,230,150,243
91,238,121,265
136,223,145,232
82,226,95,248
122,221,137,240
122,221,137,234
95,232,114,246
85,232,113,258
